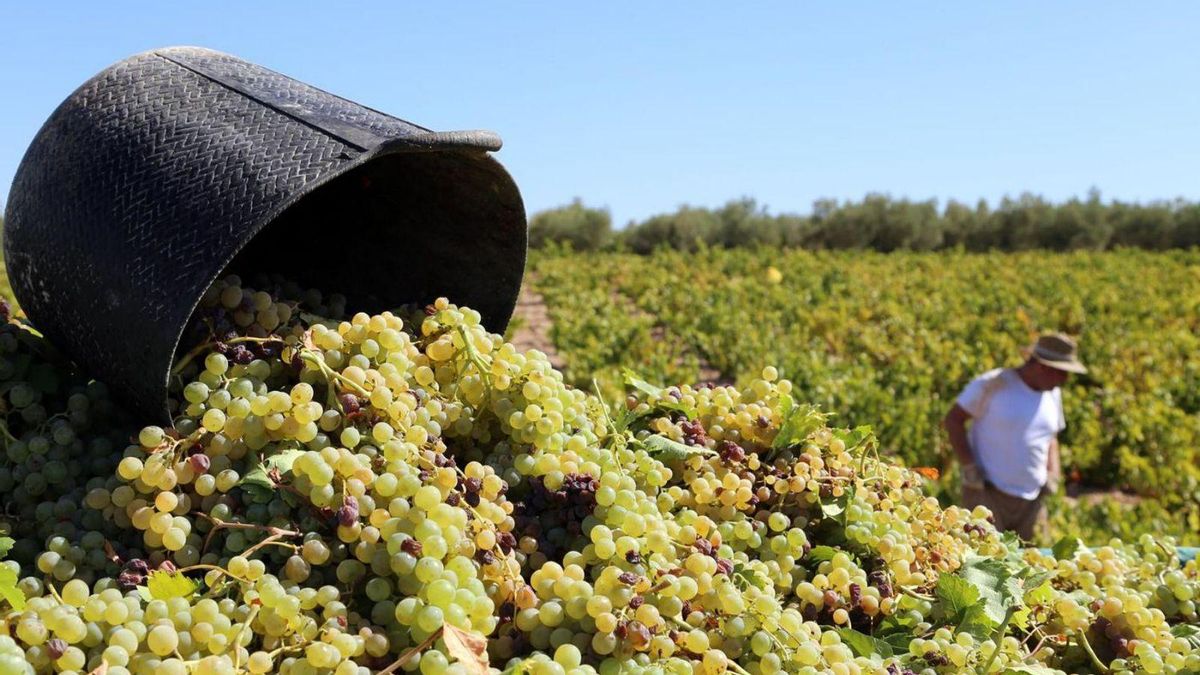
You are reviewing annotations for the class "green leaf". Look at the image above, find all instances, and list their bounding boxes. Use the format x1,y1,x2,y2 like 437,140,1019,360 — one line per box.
145,570,199,601
879,613,920,633
772,395,826,450
1025,580,1054,606
834,627,893,658
0,565,25,611
833,425,874,452
623,368,665,398
878,631,912,654
0,537,14,558
1051,536,1084,561
238,447,306,503
265,447,305,475
936,571,981,618
957,555,1018,626
639,435,714,462
1171,624,1200,650
820,495,848,519
805,545,839,566
732,562,770,591
957,604,998,640
621,369,694,420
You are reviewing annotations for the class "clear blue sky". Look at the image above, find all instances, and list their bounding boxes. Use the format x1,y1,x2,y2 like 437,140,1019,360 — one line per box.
1,3,1197,227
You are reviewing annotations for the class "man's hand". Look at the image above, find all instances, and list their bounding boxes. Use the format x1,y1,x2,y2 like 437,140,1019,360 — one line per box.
961,462,986,492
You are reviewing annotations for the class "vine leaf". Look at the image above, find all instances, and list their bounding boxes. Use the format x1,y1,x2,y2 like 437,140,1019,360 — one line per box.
140,570,199,602
835,627,894,658
239,447,305,502
0,565,25,611
442,624,490,675
772,394,826,451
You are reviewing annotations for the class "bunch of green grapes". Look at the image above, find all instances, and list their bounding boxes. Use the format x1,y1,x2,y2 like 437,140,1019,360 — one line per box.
0,314,141,582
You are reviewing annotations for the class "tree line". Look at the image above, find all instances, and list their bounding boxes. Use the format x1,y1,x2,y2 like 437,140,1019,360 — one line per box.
529,192,1200,252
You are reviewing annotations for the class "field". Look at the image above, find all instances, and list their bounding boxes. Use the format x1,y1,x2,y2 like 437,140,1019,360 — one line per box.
521,247,1200,545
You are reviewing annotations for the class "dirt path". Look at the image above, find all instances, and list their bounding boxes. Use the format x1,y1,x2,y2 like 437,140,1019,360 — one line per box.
509,280,565,370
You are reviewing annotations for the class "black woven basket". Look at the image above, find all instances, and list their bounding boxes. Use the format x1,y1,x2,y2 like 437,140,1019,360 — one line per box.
3,46,527,421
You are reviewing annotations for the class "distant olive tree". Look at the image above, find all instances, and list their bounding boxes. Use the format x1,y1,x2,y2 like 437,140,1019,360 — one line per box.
538,193,1200,254
528,199,612,251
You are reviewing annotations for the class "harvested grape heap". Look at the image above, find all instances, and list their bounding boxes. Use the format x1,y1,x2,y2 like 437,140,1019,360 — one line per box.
0,278,1196,675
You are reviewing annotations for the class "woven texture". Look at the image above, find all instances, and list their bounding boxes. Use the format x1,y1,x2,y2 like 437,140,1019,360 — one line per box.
3,46,526,420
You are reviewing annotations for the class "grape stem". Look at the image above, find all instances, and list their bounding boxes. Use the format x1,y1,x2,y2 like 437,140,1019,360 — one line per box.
0,418,17,444
298,351,371,399
1075,629,1110,674
241,532,300,558
726,660,754,675
175,563,252,585
978,606,1016,673
455,325,493,389
231,604,260,670
377,627,443,675
1024,631,1051,661
194,512,301,555
170,336,279,377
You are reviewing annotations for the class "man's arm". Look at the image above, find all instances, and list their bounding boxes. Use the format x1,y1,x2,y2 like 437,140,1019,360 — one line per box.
943,404,986,490
1045,436,1061,493
942,404,975,466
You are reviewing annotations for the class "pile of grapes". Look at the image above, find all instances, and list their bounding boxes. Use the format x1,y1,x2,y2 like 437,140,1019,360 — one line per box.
0,277,1196,675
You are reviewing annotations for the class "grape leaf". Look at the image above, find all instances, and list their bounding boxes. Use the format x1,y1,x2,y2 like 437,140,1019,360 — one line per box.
442,624,489,675
957,604,997,640
239,447,306,502
879,631,912,654
142,570,198,601
833,425,874,452
834,627,893,658
621,368,694,418
0,564,25,610
772,395,825,450
1051,536,1084,561
957,555,1024,626
805,545,839,566
732,562,771,591
1171,624,1200,650
0,536,14,558
820,494,848,519
623,368,666,399
639,435,714,461
936,571,982,618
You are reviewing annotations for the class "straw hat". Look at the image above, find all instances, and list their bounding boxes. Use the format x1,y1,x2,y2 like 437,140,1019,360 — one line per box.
1026,333,1087,374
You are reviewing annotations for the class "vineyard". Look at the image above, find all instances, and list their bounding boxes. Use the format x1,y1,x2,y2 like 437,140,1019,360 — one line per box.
526,247,1200,545
3,35,1199,675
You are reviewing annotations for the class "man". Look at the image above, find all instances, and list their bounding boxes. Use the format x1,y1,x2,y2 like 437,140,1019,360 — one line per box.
942,333,1086,541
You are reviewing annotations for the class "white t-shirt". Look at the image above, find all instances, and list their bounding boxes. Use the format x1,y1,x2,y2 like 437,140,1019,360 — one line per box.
955,368,1065,500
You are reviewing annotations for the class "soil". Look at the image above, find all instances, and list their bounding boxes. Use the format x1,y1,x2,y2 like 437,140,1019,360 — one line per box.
508,281,565,370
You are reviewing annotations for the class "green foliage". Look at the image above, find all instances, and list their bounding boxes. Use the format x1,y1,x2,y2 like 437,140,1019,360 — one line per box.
530,248,1200,543
530,191,1200,253
528,198,612,251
